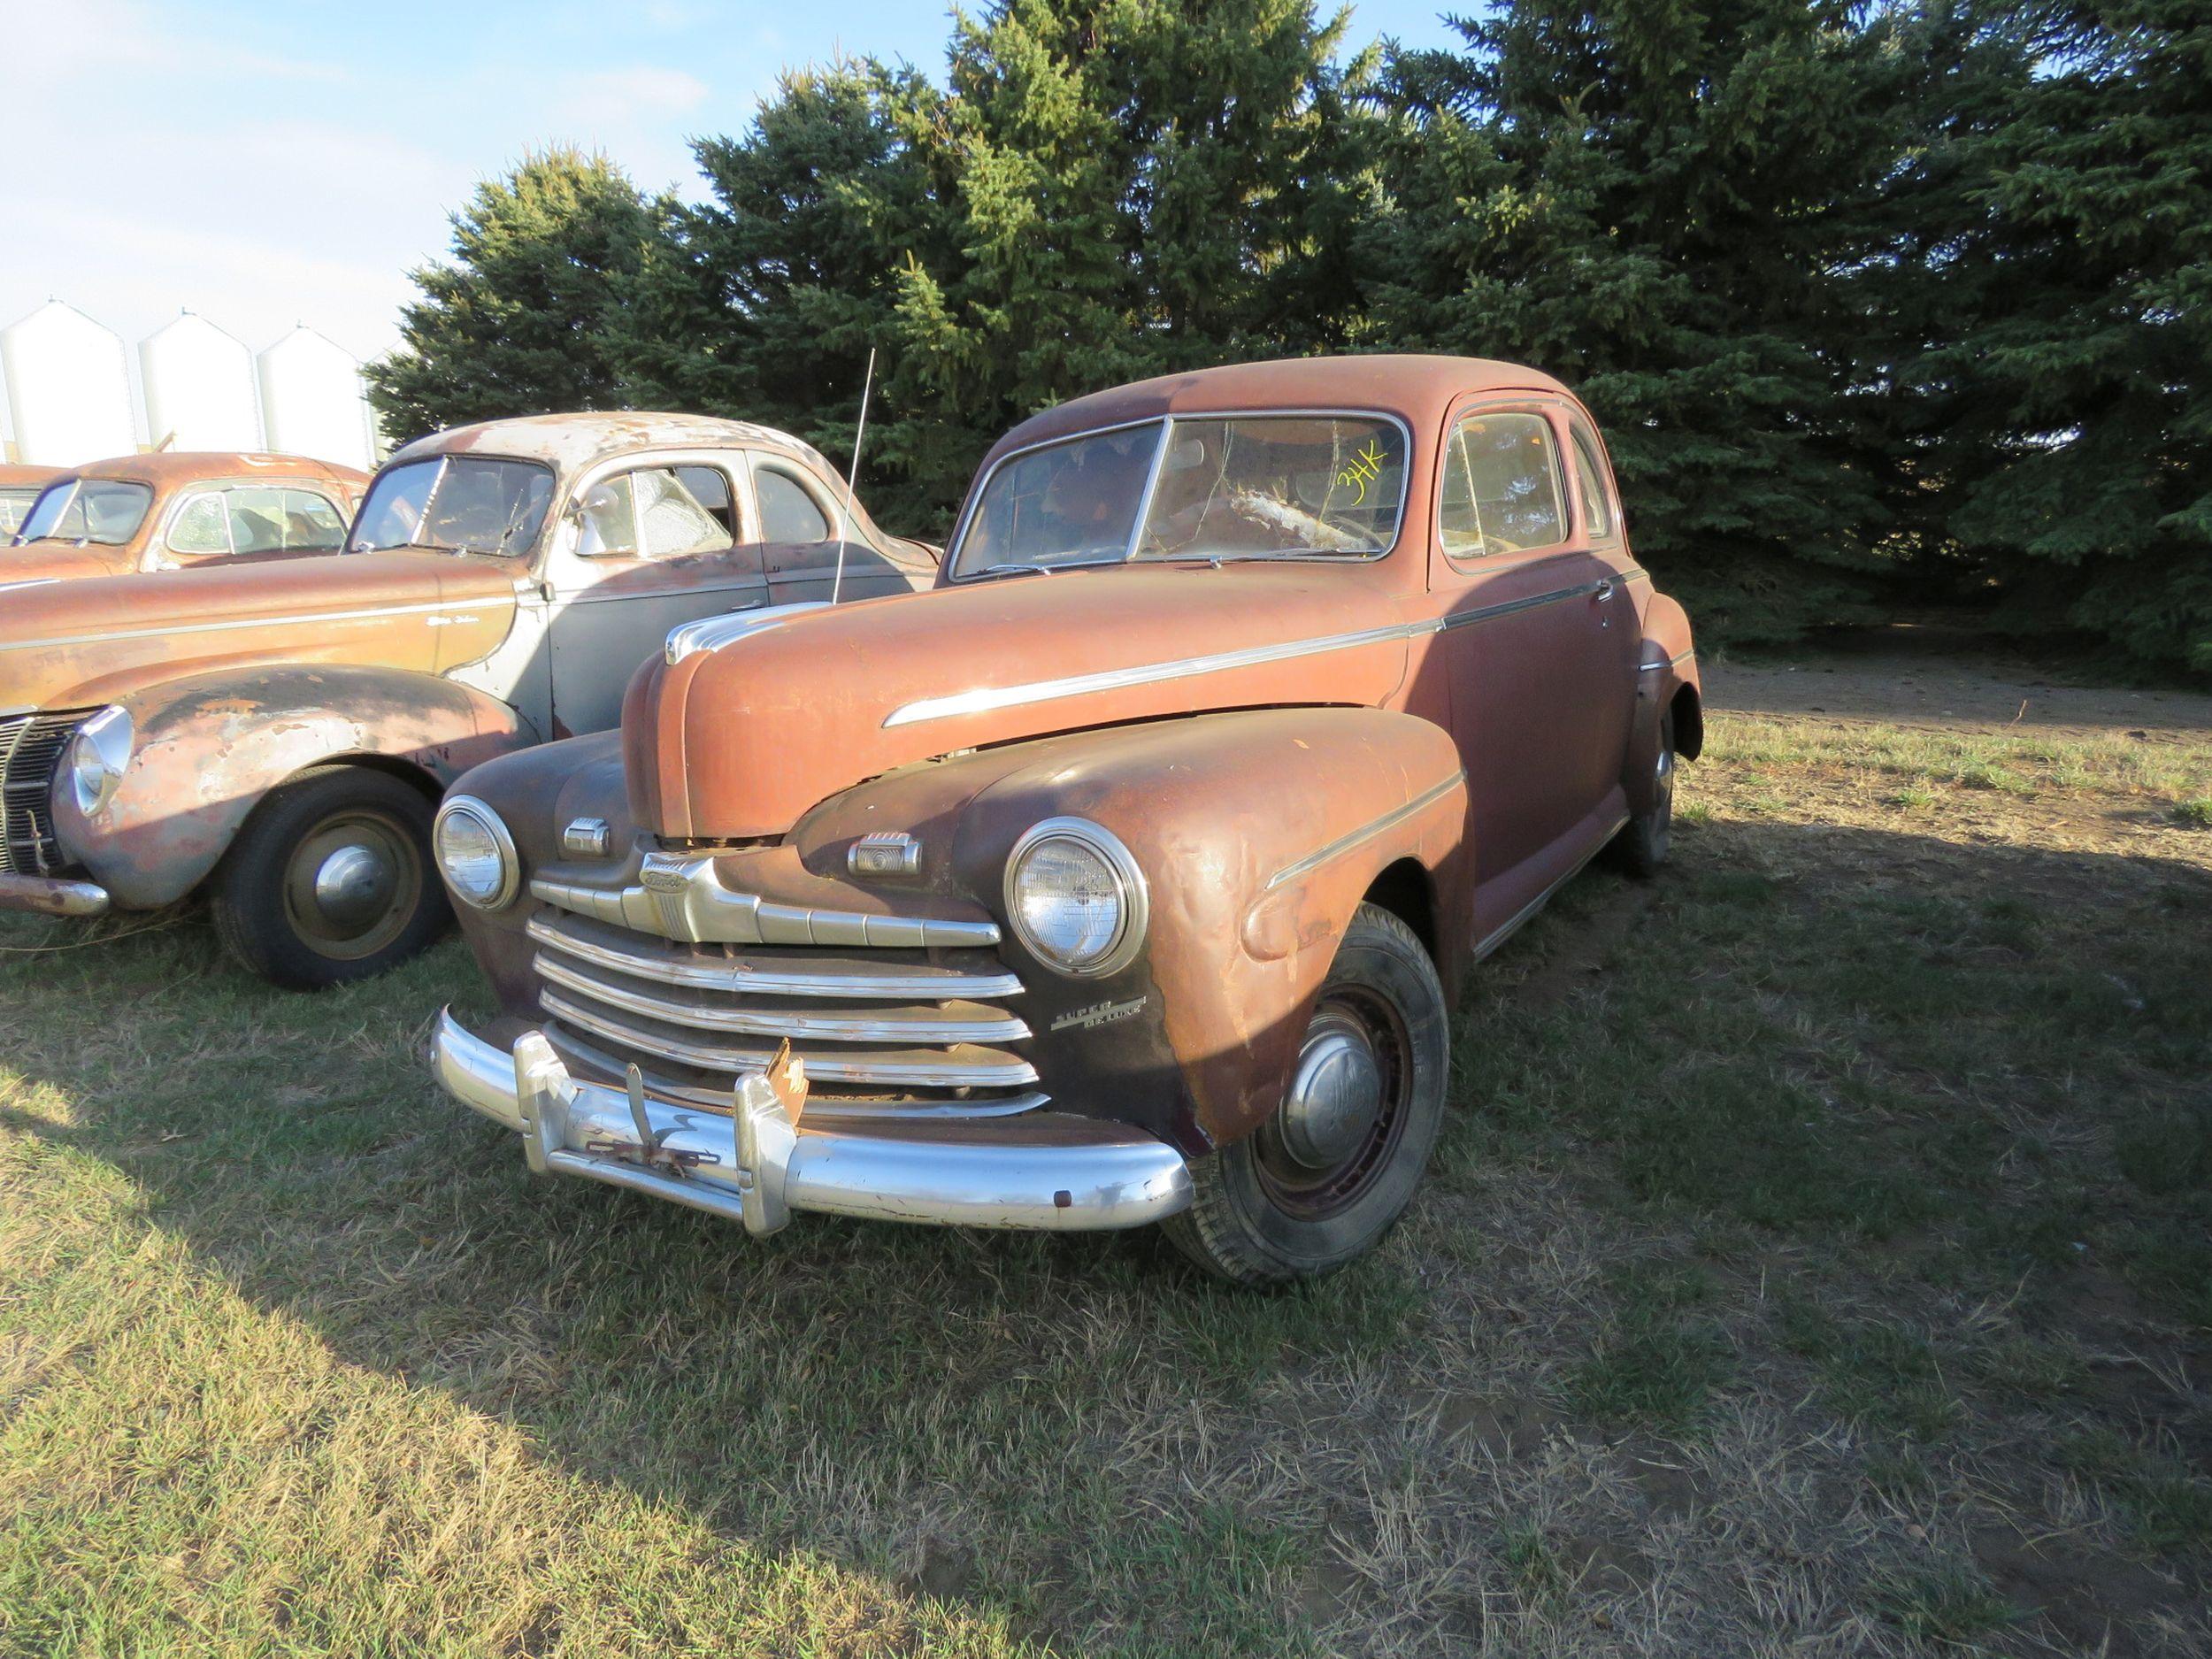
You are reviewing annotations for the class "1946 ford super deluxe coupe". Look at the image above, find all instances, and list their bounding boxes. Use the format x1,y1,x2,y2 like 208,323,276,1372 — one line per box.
427,357,1701,1281
0,413,933,987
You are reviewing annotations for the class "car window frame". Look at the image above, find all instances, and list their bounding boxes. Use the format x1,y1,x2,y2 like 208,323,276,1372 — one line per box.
1432,397,1576,573
748,453,846,549
1566,415,1623,546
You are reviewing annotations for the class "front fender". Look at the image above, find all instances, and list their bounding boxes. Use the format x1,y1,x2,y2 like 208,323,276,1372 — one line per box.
800,705,1470,1153
1624,588,1701,814
54,664,534,909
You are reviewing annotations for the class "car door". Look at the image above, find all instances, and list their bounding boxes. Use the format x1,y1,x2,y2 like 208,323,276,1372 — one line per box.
748,451,917,605
1431,396,1640,938
544,457,769,735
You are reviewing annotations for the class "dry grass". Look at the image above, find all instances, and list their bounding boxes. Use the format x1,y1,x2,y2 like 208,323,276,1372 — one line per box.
2,653,2208,1657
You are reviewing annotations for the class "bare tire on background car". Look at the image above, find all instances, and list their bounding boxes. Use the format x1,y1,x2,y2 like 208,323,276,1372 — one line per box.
210,764,452,989
1166,902,1449,1284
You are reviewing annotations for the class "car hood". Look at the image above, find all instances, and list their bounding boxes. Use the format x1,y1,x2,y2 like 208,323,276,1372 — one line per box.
0,550,520,712
628,561,1418,841
0,541,134,585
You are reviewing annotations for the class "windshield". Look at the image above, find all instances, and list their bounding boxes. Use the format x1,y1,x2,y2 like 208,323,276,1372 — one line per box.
951,413,1407,578
0,488,39,539
15,480,155,547
349,455,555,557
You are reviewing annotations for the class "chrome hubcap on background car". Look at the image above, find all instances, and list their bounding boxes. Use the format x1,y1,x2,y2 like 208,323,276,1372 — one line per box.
1256,987,1412,1219
284,810,419,959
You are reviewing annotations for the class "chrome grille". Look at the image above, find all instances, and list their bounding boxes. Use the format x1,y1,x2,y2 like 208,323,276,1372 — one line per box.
528,905,1041,1117
0,710,89,877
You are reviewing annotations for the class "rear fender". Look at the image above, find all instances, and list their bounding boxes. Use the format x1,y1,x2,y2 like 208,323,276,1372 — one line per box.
1624,590,1701,813
55,664,532,909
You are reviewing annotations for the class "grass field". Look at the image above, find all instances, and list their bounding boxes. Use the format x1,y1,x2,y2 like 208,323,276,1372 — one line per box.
3,641,2208,1657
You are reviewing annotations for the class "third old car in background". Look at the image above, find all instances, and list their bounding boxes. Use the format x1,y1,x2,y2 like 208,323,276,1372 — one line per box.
0,414,934,986
429,356,1702,1283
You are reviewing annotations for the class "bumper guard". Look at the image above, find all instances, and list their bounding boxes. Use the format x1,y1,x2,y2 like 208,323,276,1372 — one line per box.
0,873,111,918
429,1008,1193,1235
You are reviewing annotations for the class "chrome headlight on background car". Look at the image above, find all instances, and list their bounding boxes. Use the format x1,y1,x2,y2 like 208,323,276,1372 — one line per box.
67,705,134,818
434,795,520,910
1003,817,1147,977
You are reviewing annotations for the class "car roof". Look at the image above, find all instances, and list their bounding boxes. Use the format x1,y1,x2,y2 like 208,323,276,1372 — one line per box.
51,452,370,488
982,354,1578,465
389,411,836,478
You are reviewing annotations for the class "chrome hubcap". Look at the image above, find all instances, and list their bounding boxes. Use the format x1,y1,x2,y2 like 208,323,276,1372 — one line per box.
1278,1013,1384,1170
1654,744,1676,820
311,842,397,930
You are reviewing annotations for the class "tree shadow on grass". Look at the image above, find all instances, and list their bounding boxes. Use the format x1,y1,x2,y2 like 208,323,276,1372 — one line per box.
1,815,2208,1655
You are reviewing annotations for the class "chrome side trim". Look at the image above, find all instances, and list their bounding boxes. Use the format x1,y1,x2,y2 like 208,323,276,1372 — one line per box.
663,599,828,665
533,854,1001,948
883,619,1415,728
1264,771,1466,891
1437,580,1605,631
532,951,1030,1044
432,1010,1191,1235
526,914,1025,1000
1472,814,1629,962
540,990,1041,1088
0,596,488,656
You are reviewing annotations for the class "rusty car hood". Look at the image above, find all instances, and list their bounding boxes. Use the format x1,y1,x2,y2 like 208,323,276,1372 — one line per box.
0,549,521,712
631,561,1419,840
0,542,134,585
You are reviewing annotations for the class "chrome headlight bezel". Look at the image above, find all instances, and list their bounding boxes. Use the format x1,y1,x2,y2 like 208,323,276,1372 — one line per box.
1002,817,1148,978
433,795,521,911
67,705,134,818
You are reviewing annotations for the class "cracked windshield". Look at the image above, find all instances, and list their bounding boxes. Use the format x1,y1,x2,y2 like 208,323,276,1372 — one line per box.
953,414,1406,575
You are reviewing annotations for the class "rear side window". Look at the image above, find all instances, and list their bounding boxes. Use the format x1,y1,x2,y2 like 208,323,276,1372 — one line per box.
755,465,832,544
1571,423,1615,540
167,492,232,554
1439,411,1567,559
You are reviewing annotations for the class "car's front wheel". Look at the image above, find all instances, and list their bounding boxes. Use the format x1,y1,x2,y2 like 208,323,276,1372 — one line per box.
1164,902,1448,1285
210,765,452,989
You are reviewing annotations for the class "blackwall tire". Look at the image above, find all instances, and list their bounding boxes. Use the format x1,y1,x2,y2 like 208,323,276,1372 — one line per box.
1164,902,1448,1285
209,765,452,991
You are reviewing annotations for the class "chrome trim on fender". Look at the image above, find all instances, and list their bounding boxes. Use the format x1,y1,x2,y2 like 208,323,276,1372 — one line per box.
1639,647,1694,673
1264,771,1466,891
0,596,493,656
533,853,1001,948
663,599,828,665
430,1009,1191,1235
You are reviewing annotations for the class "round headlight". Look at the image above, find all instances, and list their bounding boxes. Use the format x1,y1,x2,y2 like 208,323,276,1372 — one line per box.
68,705,134,818
434,795,519,910
1004,818,1147,977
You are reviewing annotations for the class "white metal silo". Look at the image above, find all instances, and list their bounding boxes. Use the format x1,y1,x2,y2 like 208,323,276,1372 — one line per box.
140,312,261,453
257,326,374,470
0,301,137,464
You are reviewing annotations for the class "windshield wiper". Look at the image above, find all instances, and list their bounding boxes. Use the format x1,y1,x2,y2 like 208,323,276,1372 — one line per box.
963,557,1128,582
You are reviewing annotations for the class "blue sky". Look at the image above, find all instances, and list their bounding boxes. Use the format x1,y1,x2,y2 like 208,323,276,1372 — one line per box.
0,1,1472,366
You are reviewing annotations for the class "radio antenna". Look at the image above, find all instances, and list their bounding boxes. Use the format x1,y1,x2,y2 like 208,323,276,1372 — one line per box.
831,347,877,607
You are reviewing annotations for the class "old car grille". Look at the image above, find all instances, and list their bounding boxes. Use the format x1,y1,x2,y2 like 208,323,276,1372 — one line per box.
526,905,1042,1118
0,710,90,877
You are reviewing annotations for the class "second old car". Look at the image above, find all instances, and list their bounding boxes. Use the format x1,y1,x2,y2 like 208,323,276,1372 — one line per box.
0,414,935,987
427,357,1702,1282
0,451,369,585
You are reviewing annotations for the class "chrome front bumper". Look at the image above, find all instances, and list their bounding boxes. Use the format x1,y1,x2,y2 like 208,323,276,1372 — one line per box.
429,1009,1193,1235
0,872,110,918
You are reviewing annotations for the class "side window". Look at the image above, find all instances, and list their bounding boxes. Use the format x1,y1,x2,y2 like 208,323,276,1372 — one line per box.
635,466,736,558
1570,423,1615,541
674,465,741,540
225,487,289,555
284,488,348,551
167,492,232,555
576,473,639,558
1439,411,1568,560
754,465,833,544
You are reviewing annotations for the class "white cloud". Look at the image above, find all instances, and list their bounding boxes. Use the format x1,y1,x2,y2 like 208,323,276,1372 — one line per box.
563,65,714,125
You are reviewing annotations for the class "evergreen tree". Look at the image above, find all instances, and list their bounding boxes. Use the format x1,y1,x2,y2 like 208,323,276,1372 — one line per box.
366,150,664,442
1366,1,1918,642
1919,0,2212,672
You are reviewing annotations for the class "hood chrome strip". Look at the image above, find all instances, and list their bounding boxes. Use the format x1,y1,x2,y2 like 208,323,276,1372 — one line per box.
882,576,1617,729
0,595,483,655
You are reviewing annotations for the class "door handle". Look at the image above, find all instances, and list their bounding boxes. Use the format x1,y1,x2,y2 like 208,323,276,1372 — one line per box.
1593,578,1617,603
